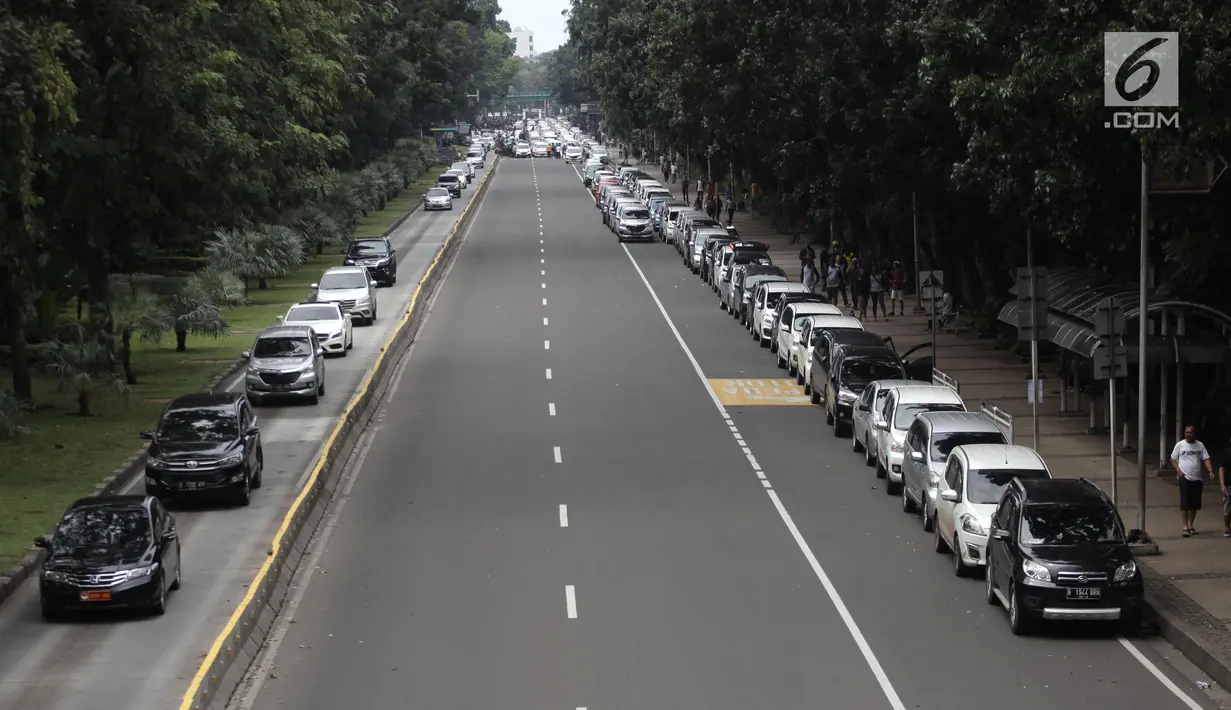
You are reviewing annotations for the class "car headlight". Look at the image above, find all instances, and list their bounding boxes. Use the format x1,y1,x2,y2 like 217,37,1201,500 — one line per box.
218,453,243,467
247,366,261,375
928,471,941,487
147,457,169,469
762,313,774,323
1022,559,1051,582
890,442,904,453
838,391,857,403
300,365,317,375
960,514,985,535
1114,560,1138,582
127,563,160,580
43,570,69,583
355,296,370,305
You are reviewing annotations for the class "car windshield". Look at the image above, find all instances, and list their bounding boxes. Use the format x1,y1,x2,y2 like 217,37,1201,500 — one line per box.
55,507,151,549
253,336,312,358
347,241,387,257
516,143,529,149
894,402,964,429
286,305,340,322
426,188,450,197
967,468,1050,504
930,431,1008,462
319,272,367,289
623,209,649,219
1020,504,1124,545
437,175,457,183
841,359,904,389
158,406,238,442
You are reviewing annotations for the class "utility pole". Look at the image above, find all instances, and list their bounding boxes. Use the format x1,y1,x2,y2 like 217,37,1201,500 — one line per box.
1094,298,1128,504
912,192,923,314
1136,158,1149,532
1015,231,1050,452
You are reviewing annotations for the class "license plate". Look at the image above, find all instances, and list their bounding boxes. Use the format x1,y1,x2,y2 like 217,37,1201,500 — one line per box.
80,590,111,602
271,384,288,391
182,481,204,490
1066,587,1101,600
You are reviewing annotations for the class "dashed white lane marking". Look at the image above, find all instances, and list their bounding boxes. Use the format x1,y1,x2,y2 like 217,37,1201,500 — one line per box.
559,504,568,527
541,258,545,263
541,270,546,275
543,317,549,326
565,585,578,618
546,368,552,379
618,244,909,710
549,402,556,416
542,298,547,305
540,239,544,244
553,446,562,463
544,340,550,350
542,283,546,289
541,248,545,253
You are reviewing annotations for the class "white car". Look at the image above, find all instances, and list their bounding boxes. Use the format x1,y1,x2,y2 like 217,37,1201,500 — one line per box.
445,168,469,188
313,266,378,325
466,150,485,169
796,314,863,391
452,160,475,179
775,303,843,371
874,385,966,494
531,142,549,158
934,444,1052,574
565,145,584,162
277,301,353,356
851,379,917,466
750,282,810,344
514,142,531,158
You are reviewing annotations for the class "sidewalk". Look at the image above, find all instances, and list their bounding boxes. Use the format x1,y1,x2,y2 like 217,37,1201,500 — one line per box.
728,201,1231,689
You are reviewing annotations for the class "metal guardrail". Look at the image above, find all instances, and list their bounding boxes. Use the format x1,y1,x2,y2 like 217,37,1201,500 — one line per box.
932,368,960,392
981,399,1016,444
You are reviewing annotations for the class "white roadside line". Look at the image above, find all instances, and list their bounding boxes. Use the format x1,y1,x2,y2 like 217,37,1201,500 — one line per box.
549,403,556,416
553,446,562,464
565,585,578,619
544,340,551,350
559,504,569,527
584,156,1211,709
546,368,552,379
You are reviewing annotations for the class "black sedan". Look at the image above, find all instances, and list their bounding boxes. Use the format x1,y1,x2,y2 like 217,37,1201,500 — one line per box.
38,495,181,618
141,392,264,506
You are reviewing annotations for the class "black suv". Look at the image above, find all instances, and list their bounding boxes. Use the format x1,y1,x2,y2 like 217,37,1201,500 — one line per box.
985,477,1144,635
344,237,397,286
141,393,264,506
37,495,181,617
823,345,905,437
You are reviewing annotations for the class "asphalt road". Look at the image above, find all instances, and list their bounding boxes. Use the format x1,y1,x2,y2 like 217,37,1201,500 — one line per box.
235,156,1219,710
0,164,485,710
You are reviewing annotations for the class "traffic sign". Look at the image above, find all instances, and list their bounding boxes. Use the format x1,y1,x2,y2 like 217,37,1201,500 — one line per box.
1092,297,1128,380
1015,267,1050,341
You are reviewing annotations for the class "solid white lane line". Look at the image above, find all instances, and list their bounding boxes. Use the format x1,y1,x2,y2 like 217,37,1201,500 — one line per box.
544,340,550,350
549,402,556,416
1118,639,1205,710
544,317,549,326
546,368,552,379
565,585,578,618
559,504,568,527
619,244,908,710
554,446,562,463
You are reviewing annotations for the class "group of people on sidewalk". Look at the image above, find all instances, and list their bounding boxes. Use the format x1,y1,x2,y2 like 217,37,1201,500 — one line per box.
797,240,907,322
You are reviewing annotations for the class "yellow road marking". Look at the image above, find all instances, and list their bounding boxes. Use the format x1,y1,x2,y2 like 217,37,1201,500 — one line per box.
708,378,812,406
179,159,499,710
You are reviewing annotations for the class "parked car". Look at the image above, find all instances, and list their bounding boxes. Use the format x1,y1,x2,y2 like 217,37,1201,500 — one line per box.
277,300,353,355
242,325,327,405
774,302,842,371
874,384,966,494
424,186,454,211
141,392,264,504
983,477,1143,634
796,315,866,394
723,265,786,316
749,283,812,344
37,496,182,618
614,203,654,241
342,237,397,286
451,160,475,179
933,443,1051,570
851,379,918,465
822,343,904,437
901,411,1008,523
313,266,377,324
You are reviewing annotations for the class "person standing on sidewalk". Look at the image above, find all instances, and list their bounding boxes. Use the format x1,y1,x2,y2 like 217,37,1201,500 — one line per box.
798,241,816,281
825,259,843,302
869,265,887,321
671,162,678,183
803,261,819,293
726,198,736,226
681,176,691,203
890,261,907,315
1172,424,1215,536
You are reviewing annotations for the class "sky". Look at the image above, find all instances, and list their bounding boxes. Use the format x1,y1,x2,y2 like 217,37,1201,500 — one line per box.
499,0,570,54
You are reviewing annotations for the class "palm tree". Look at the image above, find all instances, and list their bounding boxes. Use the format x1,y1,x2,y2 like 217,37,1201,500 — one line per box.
0,391,30,439
146,268,247,352
287,207,347,256
108,288,168,384
45,324,129,417
205,225,307,291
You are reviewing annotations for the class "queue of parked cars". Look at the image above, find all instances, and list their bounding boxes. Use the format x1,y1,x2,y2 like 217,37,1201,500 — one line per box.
35,146,490,619
585,161,1147,636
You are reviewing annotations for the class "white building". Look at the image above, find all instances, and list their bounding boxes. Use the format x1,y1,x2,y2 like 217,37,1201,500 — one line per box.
510,27,535,59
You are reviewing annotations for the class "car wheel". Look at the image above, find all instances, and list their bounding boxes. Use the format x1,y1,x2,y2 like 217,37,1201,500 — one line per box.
935,519,948,553
150,574,168,616
170,556,182,591
795,370,804,385
1008,583,1031,635
853,433,864,453
834,420,850,438
953,536,971,577
876,458,888,479
902,485,917,513
234,473,251,507
864,439,875,466
810,385,821,404
985,564,999,605
40,598,61,621
252,451,264,488
885,476,901,495
803,379,811,395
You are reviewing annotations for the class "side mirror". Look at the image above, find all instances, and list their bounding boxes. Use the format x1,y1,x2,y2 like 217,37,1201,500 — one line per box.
245,425,260,437
1126,528,1145,544
874,420,889,431
241,351,251,359
992,528,1012,541
909,451,925,463
317,348,325,357
310,283,319,289
274,316,285,325
369,280,377,287
858,404,870,412
34,536,51,549
140,429,155,441
940,489,960,503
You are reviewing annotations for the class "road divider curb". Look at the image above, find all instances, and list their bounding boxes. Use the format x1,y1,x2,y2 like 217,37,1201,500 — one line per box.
178,154,500,710
0,167,451,614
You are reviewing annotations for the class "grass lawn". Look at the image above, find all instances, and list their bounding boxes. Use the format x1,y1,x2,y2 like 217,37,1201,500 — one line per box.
0,187,428,569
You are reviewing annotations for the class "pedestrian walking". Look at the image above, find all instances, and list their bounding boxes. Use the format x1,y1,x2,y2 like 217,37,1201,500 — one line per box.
891,261,906,315
854,260,871,319
825,259,843,303
869,265,887,320
682,178,690,202
803,262,819,293
798,241,816,282
726,199,735,226
1172,424,1216,536
671,163,678,183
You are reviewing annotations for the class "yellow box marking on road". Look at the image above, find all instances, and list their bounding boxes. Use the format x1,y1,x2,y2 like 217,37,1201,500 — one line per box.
708,379,811,406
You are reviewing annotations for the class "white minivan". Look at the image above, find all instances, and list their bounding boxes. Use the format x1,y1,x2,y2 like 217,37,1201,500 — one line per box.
874,385,966,494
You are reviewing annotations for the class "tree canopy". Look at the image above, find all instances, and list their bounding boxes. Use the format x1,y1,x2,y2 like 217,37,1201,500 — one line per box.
0,0,515,401
566,0,1231,319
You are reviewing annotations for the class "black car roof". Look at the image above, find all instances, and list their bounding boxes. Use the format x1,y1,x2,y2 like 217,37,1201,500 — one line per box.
836,344,900,361
1017,478,1107,505
167,392,240,410
67,495,150,512
827,330,888,346
348,237,386,244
